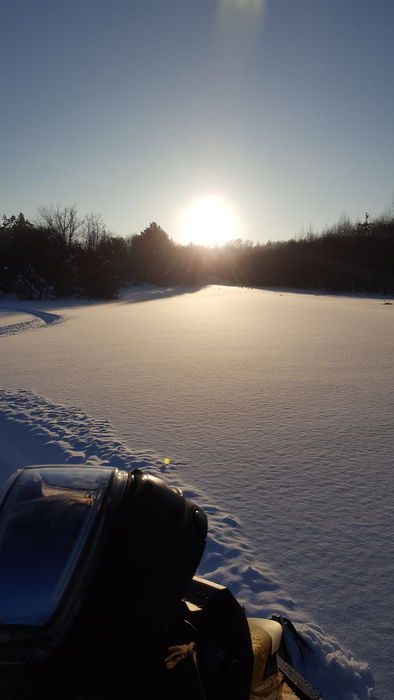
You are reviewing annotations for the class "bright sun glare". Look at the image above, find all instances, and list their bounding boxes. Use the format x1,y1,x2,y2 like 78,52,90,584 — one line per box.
180,197,239,247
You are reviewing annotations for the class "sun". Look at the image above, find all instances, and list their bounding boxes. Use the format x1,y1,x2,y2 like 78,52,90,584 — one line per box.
180,196,239,247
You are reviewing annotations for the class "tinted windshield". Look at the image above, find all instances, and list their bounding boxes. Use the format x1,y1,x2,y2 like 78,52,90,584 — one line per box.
0,467,114,626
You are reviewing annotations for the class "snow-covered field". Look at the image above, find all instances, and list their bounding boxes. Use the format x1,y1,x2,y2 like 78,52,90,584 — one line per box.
0,285,393,699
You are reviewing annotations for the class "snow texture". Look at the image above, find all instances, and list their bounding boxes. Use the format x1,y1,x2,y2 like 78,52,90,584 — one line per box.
0,306,62,336
0,286,393,699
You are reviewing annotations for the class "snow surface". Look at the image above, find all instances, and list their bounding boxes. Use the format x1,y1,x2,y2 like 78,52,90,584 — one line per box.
0,285,393,699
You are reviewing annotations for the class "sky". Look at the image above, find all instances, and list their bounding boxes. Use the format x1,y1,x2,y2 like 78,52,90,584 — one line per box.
1,0,394,245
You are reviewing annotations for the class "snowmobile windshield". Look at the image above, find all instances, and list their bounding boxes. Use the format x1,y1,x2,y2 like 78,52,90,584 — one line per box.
0,466,115,626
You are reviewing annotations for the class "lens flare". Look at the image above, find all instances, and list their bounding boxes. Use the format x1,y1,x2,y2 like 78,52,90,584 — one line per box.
216,0,267,74
218,0,267,20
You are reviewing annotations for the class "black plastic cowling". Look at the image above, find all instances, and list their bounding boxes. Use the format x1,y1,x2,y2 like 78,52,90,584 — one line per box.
77,469,208,660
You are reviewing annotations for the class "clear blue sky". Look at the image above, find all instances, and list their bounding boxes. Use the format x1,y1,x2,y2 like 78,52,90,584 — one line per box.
1,0,394,244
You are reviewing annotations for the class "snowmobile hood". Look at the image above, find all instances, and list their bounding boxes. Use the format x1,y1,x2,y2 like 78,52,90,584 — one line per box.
0,465,207,665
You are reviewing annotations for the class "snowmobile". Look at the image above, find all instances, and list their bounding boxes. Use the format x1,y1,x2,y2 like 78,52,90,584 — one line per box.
0,465,323,699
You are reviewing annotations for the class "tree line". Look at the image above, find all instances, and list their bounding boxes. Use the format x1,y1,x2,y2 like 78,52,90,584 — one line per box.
1,206,394,299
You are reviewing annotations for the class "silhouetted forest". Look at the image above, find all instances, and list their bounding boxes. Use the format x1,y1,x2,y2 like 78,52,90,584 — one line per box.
1,206,394,299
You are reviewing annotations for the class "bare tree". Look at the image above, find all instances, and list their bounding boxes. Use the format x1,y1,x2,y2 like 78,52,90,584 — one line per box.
82,212,107,249
37,205,82,247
